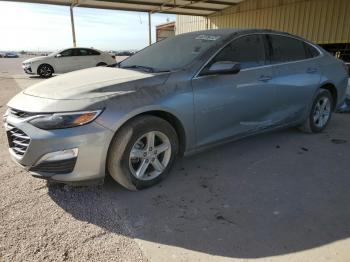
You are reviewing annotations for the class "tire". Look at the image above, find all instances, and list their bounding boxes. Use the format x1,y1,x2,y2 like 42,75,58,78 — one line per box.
96,62,107,67
107,115,179,190
37,64,54,78
299,89,333,133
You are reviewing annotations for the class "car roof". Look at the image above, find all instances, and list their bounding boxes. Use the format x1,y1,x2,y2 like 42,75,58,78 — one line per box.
182,28,293,38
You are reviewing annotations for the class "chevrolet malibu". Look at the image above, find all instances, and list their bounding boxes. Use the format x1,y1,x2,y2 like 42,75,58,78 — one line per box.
22,47,115,78
4,29,348,190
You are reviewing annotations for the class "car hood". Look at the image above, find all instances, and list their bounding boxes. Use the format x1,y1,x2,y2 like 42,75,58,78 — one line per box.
23,67,165,100
8,66,170,112
23,56,48,63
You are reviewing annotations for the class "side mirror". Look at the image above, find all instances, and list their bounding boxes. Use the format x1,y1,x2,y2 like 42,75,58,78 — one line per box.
201,61,241,76
55,54,62,58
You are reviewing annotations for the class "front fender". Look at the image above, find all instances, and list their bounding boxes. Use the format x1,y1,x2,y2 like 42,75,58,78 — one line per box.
101,105,183,132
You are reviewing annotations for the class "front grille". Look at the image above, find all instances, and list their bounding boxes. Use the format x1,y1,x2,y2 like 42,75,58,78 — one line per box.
30,158,77,174
6,125,31,156
9,108,36,118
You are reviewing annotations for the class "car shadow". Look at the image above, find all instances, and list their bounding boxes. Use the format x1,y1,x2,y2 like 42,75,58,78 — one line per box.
29,75,57,79
28,76,44,79
47,120,350,259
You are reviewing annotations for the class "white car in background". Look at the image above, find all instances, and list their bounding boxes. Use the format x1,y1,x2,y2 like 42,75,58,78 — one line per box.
22,48,116,77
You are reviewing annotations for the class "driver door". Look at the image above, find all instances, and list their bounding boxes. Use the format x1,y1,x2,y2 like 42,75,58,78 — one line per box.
192,34,277,148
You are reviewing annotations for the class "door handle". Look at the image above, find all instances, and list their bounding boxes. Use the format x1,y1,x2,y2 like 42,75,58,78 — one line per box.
258,75,272,82
306,67,317,74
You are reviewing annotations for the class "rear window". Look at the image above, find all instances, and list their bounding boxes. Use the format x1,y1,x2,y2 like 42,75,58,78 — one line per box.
79,49,100,56
268,34,308,63
304,43,320,58
87,49,100,55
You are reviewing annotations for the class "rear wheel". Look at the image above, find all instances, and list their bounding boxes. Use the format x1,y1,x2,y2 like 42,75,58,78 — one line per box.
37,64,54,78
299,89,333,133
107,116,178,190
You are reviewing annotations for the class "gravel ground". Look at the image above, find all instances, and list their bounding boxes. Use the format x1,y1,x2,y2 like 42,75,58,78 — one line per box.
0,77,147,262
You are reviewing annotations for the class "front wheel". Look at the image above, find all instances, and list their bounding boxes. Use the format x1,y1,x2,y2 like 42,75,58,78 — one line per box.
37,64,54,78
107,116,178,190
299,89,333,133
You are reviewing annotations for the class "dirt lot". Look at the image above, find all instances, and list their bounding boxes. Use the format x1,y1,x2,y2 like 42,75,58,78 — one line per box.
0,59,350,262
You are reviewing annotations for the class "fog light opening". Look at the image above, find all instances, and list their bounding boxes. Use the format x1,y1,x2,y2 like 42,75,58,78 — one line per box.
36,148,78,165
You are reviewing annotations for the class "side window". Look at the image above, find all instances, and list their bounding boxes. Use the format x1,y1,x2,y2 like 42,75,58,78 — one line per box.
61,49,80,57
60,49,74,57
304,43,320,58
268,34,308,63
79,49,89,56
211,34,266,69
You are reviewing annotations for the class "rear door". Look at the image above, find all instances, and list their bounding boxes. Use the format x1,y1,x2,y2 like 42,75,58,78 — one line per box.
54,48,82,73
78,48,100,69
192,34,277,148
266,34,321,124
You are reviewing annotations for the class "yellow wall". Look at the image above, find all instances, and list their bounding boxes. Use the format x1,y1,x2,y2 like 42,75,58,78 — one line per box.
176,0,350,44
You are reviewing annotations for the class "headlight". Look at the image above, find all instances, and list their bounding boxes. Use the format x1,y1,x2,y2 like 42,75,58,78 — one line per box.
28,110,102,130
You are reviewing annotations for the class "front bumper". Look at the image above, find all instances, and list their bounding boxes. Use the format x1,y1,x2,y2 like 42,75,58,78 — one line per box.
4,113,114,184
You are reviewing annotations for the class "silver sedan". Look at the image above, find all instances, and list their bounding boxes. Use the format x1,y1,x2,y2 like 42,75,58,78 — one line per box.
4,29,349,190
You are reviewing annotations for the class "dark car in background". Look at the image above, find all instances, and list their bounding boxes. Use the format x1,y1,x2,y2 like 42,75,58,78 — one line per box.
116,51,136,56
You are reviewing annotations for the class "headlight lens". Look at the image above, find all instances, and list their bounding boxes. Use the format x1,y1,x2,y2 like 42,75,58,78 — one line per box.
29,110,102,130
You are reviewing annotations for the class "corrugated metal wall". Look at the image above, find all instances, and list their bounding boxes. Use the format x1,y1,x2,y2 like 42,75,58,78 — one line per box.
176,0,350,44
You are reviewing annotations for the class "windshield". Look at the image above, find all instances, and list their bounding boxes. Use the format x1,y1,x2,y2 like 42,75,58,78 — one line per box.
120,33,223,72
48,50,61,57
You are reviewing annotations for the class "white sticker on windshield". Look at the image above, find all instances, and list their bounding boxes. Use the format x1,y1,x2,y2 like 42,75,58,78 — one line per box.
195,35,221,41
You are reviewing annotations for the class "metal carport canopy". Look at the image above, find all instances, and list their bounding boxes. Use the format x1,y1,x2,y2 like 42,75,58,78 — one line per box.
13,0,243,16
11,0,244,47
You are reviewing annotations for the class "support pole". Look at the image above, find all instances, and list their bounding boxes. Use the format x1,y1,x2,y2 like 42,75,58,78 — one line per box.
70,5,77,47
148,12,152,46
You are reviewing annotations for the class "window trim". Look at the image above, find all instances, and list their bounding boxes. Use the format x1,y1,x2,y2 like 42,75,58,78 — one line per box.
193,32,323,80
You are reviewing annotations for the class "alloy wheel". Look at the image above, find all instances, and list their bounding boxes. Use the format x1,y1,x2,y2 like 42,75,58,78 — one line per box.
313,96,331,128
39,65,52,77
129,131,171,181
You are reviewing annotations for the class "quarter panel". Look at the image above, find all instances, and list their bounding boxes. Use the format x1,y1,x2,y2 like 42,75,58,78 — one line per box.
271,59,321,124
318,54,348,107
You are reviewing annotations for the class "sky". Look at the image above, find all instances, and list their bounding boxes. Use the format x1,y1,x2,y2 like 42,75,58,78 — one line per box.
0,1,175,51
